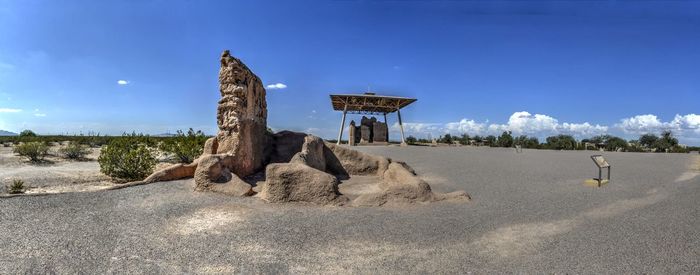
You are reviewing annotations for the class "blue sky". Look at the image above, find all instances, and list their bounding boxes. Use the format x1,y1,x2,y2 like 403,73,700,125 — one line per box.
0,1,698,144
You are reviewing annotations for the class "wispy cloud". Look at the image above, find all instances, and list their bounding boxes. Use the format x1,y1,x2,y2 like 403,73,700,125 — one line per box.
0,108,22,113
117,80,129,85
266,83,287,90
0,62,14,70
32,109,47,117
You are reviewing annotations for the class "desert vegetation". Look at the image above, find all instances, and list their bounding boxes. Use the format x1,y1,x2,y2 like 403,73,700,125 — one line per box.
7,179,26,194
58,142,92,160
13,142,49,162
158,128,208,164
2,129,210,182
97,133,159,182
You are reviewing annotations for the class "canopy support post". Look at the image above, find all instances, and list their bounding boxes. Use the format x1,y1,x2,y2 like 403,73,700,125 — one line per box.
337,104,348,145
397,108,406,146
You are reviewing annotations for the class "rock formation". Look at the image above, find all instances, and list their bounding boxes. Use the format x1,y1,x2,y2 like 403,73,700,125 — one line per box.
145,50,469,206
212,50,268,177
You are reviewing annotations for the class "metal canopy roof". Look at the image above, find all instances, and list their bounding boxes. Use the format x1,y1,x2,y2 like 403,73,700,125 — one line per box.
330,93,417,114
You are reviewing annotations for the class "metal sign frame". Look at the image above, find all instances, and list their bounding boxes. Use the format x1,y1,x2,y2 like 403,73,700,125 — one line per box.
590,155,611,187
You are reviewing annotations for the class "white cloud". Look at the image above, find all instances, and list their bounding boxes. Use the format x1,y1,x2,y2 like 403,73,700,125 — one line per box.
393,111,608,139
616,114,669,134
117,80,129,85
499,111,559,135
34,113,46,117
266,83,287,90
671,114,700,133
0,108,22,113
481,112,607,137
617,113,700,137
445,119,486,134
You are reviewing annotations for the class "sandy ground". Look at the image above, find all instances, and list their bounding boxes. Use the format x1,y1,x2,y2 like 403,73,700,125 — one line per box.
0,146,114,194
1,146,699,273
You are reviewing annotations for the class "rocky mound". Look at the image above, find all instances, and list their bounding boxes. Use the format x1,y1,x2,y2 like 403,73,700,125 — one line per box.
145,50,469,206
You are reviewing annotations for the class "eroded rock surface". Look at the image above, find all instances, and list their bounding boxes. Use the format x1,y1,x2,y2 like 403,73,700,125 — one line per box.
215,50,268,177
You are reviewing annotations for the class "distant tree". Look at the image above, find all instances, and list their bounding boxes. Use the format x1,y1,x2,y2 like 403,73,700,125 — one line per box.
605,136,628,151
405,135,417,145
439,134,454,144
497,131,514,148
639,134,659,148
517,136,540,149
472,135,483,143
545,134,576,150
485,135,497,146
458,134,470,145
654,131,678,152
19,130,36,138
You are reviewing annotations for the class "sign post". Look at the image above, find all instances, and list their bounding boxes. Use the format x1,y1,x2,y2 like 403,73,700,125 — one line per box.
590,155,611,187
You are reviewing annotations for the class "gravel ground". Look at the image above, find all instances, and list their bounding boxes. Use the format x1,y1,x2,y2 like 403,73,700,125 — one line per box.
1,146,699,273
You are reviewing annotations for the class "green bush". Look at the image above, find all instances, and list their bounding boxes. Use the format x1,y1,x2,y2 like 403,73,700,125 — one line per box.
158,128,208,164
13,142,49,162
8,179,25,194
58,142,91,160
98,134,157,182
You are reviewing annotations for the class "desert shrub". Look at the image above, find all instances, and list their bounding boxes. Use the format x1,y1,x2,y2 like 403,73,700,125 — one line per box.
2,142,10,147
158,128,208,164
8,179,25,194
98,134,157,182
13,142,49,162
58,142,91,160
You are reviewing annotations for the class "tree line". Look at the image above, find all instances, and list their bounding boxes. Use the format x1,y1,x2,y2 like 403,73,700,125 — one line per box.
406,130,699,153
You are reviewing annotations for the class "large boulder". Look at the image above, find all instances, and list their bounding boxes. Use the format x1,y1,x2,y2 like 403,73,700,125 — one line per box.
290,135,326,171
325,143,390,176
194,154,254,196
260,163,347,205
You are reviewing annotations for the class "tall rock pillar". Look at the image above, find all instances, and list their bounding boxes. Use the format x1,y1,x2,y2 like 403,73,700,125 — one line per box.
215,50,268,177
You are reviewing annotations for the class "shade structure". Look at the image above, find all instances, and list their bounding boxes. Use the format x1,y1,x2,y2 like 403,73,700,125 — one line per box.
330,93,417,115
330,93,416,145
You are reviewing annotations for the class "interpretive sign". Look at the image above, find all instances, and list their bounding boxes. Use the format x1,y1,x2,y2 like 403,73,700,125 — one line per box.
590,155,611,186
591,155,610,168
